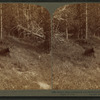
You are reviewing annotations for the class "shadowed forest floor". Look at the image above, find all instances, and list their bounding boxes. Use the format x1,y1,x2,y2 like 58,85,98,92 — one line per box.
52,35,100,90
0,36,51,90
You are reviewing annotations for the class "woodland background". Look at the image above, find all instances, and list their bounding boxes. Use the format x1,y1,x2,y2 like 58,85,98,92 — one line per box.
53,3,100,89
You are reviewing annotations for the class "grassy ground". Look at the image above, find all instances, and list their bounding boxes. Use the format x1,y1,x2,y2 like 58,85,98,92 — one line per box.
0,36,51,90
52,35,100,90
1,34,100,90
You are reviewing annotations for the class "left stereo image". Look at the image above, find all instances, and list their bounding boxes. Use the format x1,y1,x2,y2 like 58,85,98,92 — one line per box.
0,3,51,90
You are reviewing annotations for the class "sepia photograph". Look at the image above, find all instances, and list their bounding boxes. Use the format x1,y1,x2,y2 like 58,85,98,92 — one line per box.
0,1,100,96
52,3,100,90
0,3,51,90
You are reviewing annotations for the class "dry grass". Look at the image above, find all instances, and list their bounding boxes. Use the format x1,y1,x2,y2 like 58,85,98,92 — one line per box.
52,35,100,90
0,36,51,90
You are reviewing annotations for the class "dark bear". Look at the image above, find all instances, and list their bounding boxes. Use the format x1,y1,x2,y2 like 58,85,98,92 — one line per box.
83,48,95,57
0,48,10,56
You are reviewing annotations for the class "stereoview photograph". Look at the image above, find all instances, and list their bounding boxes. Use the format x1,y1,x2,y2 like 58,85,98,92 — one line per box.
0,3,51,90
52,3,100,90
0,2,100,92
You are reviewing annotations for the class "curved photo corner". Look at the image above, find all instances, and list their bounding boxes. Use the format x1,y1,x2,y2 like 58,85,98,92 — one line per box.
52,3,100,90
0,3,51,90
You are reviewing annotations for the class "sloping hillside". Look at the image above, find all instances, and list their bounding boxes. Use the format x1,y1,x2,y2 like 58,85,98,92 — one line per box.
52,35,100,89
0,36,51,90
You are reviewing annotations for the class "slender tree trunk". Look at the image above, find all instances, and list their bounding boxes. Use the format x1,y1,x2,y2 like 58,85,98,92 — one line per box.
23,4,25,26
22,3,26,38
29,4,31,20
22,4,24,26
28,4,31,31
66,20,68,40
16,4,20,38
0,4,2,40
77,4,81,39
66,27,68,40
23,4,26,38
86,3,88,39
17,4,19,25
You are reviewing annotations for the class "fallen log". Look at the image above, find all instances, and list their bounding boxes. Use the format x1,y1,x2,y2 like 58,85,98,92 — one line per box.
17,25,45,39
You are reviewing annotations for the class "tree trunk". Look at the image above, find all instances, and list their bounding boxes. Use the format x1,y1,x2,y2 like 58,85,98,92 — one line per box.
66,27,68,40
66,20,68,40
86,3,88,39
0,4,2,40
17,4,19,25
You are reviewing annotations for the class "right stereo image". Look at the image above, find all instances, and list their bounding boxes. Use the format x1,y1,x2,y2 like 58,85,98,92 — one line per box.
52,3,100,90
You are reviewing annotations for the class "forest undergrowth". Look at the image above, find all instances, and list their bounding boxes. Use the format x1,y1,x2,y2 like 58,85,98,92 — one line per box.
52,35,100,89
0,36,51,90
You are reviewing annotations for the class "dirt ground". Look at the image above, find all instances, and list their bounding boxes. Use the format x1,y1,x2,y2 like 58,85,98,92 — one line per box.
52,35,100,90
0,36,51,90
